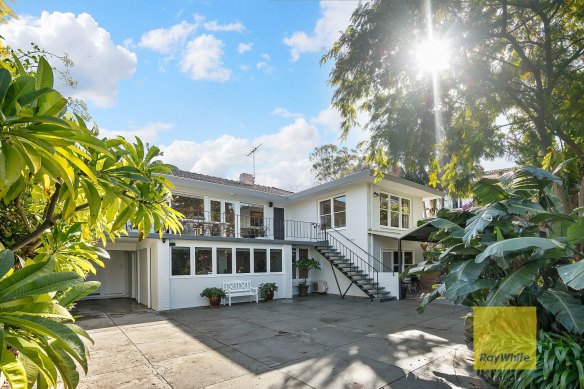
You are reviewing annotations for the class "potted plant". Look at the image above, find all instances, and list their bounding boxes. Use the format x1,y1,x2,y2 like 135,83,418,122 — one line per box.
294,258,321,296
258,282,278,302
200,287,226,307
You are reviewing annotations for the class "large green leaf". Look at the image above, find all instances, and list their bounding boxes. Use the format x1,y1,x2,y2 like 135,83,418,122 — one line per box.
557,260,584,290
0,257,56,299
0,67,12,104
0,272,82,304
485,260,543,306
463,203,508,244
0,249,14,279
7,335,58,387
58,281,101,307
537,290,584,335
473,178,509,204
0,343,27,389
446,278,496,301
35,57,54,89
0,315,88,371
475,237,565,263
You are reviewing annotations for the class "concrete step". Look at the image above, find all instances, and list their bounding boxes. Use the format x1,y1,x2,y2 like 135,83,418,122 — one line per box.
372,295,397,303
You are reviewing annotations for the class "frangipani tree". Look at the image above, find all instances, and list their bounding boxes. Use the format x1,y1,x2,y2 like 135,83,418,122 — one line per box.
407,166,584,335
0,53,182,387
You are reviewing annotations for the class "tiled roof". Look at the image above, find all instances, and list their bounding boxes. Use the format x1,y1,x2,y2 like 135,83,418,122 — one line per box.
171,169,294,196
483,167,515,179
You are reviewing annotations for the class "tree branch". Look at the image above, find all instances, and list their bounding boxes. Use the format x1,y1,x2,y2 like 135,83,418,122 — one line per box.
9,184,61,252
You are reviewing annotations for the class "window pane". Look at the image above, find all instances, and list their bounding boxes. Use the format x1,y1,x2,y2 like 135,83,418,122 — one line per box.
382,251,392,272
211,200,221,222
292,249,297,279
217,248,232,274
225,203,235,237
319,200,331,216
380,193,388,226
195,247,212,275
236,248,250,273
299,248,309,279
391,212,400,228
333,196,346,212
270,249,282,272
320,214,332,229
171,247,191,276
402,214,410,229
404,252,414,266
173,196,204,219
254,249,267,273
401,198,410,215
390,196,400,212
334,211,346,228
392,251,400,273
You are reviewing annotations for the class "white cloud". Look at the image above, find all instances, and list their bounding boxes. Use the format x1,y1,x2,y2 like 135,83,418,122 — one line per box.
283,1,357,61
310,106,342,133
139,20,198,53
240,64,250,71
159,118,319,189
261,53,270,60
204,20,245,32
180,34,231,82
271,107,303,119
256,61,267,70
0,11,137,108
99,122,174,144
238,42,252,53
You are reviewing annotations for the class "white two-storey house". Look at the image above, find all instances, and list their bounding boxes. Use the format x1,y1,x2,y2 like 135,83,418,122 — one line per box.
89,169,443,310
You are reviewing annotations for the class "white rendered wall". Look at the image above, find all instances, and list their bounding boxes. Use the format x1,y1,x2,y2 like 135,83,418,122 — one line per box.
168,240,293,309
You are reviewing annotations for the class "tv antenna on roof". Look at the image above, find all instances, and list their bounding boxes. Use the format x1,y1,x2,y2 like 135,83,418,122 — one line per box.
247,143,263,180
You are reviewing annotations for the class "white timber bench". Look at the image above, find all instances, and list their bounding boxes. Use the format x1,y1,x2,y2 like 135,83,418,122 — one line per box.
222,280,258,306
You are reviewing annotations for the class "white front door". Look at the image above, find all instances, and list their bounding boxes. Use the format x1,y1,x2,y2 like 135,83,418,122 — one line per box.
84,251,130,299
104,252,127,296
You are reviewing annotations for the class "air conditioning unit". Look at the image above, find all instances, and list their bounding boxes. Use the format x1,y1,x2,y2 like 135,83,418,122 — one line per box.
312,281,328,294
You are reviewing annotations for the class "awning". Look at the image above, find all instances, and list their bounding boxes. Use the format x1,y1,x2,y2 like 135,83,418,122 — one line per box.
397,223,439,242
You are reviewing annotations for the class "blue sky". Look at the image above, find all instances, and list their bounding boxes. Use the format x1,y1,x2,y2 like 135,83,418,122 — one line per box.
3,1,511,190
3,1,361,190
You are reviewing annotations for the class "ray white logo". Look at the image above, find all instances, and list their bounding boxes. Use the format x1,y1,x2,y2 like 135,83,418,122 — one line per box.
479,353,531,363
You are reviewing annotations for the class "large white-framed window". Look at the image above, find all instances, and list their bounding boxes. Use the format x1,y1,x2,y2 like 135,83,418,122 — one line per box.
381,249,414,272
379,193,411,229
319,195,346,229
292,248,309,280
171,246,191,276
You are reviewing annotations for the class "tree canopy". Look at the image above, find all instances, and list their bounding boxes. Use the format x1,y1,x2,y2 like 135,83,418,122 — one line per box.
0,52,182,387
323,0,584,199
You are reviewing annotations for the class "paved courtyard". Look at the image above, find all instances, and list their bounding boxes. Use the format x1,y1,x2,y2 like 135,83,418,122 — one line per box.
74,295,491,388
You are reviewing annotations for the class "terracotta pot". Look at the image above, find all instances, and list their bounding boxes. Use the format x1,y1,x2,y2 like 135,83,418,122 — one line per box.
298,284,309,296
265,290,274,302
209,296,222,307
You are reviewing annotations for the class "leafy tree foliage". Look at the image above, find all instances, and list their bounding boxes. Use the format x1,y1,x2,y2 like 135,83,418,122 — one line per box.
0,53,182,387
309,144,368,183
407,166,584,335
323,0,584,199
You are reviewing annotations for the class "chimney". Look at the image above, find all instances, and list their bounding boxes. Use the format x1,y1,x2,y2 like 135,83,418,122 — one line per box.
239,173,255,185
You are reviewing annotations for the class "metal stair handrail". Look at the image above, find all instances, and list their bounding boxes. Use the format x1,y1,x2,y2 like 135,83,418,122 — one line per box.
328,227,390,273
317,228,381,299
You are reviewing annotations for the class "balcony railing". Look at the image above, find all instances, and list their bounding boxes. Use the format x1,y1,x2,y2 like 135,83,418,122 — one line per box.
128,211,322,242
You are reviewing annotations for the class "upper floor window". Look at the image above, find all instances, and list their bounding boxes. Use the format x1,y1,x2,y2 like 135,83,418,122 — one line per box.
172,195,204,219
379,193,410,229
319,195,346,229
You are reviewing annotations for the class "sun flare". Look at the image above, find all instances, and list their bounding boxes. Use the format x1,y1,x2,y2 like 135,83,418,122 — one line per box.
415,39,450,73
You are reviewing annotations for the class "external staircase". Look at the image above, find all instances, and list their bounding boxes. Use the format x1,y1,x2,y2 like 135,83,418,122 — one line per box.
313,231,396,303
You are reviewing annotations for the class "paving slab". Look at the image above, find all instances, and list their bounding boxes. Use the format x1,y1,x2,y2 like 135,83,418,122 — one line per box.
259,316,325,333
86,345,150,377
297,324,369,347
278,349,406,389
121,322,200,344
203,370,310,388
135,334,224,363
78,364,171,389
109,312,175,327
204,323,279,346
338,335,456,372
152,348,270,389
85,329,133,352
231,332,329,367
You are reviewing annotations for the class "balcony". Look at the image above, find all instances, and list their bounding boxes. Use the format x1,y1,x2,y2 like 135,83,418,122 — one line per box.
128,211,322,242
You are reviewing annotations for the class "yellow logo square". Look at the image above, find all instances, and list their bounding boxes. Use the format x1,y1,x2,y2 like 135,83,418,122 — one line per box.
473,307,536,370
